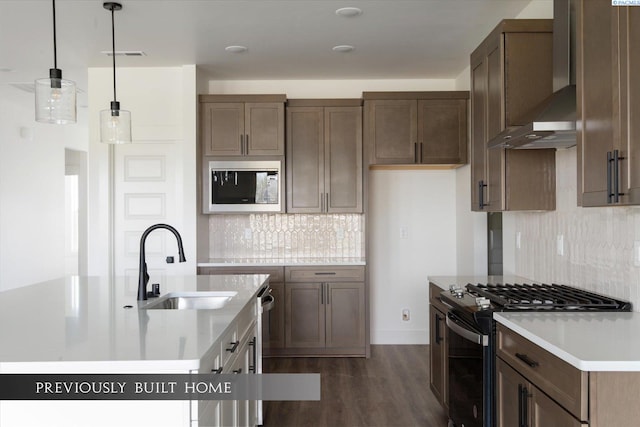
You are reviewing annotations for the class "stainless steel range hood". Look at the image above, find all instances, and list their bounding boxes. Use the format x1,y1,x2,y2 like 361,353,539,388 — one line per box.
488,0,576,150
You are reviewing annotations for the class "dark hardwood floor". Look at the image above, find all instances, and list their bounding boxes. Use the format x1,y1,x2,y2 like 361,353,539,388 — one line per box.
263,345,449,427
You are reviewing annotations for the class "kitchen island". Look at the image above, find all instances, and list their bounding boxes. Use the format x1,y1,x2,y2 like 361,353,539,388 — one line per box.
0,274,268,427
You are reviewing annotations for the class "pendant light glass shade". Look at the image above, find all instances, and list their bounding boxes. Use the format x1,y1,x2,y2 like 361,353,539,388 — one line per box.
100,101,131,144
100,2,131,144
35,0,77,124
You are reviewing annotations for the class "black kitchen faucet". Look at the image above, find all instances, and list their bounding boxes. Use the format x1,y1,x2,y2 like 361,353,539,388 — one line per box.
137,223,186,301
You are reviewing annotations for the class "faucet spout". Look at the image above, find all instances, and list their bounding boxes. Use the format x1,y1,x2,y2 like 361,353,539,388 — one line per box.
138,223,186,301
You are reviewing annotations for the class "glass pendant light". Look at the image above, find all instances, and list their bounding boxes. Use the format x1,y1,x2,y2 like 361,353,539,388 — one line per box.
100,2,131,144
35,0,77,124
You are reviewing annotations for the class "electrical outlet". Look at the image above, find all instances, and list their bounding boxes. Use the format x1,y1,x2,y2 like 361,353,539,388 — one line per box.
402,308,410,321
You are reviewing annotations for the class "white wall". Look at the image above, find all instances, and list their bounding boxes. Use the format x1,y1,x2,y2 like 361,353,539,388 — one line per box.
506,148,640,309
369,170,457,344
87,66,199,278
0,83,88,291
209,79,456,97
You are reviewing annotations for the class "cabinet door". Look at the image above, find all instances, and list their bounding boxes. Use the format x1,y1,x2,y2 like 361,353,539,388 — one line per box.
531,386,586,427
485,42,506,211
325,282,365,348
618,7,640,204
245,102,285,156
365,99,418,164
285,283,325,348
429,304,447,410
263,282,285,351
496,358,528,427
471,57,488,211
201,103,244,156
325,106,363,213
286,107,324,213
418,99,468,164
578,0,615,206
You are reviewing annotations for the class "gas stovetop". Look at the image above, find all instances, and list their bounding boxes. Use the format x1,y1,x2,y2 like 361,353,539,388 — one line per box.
440,282,632,326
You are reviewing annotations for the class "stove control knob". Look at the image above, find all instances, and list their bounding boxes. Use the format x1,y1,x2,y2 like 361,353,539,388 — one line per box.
453,289,465,299
475,297,490,309
449,285,462,294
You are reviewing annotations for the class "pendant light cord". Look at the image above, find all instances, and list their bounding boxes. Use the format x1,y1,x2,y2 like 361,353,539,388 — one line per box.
110,6,117,104
52,0,57,69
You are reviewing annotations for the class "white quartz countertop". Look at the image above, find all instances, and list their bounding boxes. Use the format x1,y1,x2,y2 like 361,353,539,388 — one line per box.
0,275,268,373
494,312,640,372
198,257,366,267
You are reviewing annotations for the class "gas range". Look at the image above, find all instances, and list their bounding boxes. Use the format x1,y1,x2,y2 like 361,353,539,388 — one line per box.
441,282,632,330
441,282,631,427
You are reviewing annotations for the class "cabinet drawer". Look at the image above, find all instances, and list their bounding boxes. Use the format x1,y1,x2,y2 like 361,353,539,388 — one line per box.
429,282,449,314
285,266,365,282
199,341,223,375
198,266,285,283
496,324,588,421
220,324,239,367
236,300,257,341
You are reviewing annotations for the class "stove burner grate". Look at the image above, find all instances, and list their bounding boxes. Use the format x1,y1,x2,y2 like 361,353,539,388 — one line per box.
466,283,631,311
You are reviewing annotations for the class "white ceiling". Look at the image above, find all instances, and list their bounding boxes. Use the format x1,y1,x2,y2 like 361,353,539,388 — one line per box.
0,0,548,90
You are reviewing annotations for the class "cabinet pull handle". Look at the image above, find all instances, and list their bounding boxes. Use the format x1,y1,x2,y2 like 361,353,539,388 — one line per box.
515,353,539,368
414,142,418,163
320,284,324,305
434,313,442,344
518,384,529,427
226,341,240,353
613,149,625,203
478,180,488,210
233,368,243,374
419,142,423,163
325,192,329,212
211,367,223,374
314,272,336,275
326,283,331,305
249,336,257,373
607,151,613,203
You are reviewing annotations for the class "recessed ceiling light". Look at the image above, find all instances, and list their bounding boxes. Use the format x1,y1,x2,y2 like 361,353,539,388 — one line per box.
332,45,355,53
335,7,362,17
225,45,248,53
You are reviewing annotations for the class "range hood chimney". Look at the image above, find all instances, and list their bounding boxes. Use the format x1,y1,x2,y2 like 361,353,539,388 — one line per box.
488,0,576,150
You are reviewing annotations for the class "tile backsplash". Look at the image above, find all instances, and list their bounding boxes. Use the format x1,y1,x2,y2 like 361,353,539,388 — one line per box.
208,213,365,259
511,147,640,309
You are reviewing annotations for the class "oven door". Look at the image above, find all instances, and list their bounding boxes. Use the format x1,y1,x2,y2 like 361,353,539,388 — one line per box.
446,311,490,427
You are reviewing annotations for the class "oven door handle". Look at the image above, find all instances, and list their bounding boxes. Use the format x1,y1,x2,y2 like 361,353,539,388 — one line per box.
446,312,489,347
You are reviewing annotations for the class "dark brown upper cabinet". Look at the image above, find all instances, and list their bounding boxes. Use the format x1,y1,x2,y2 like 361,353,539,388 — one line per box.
470,20,556,212
199,94,285,157
363,92,469,166
578,1,640,206
286,99,363,214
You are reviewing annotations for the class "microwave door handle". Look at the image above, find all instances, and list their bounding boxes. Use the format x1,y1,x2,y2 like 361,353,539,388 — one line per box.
446,313,488,346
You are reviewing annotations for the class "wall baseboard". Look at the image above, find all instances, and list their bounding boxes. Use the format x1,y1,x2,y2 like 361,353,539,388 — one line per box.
371,329,428,345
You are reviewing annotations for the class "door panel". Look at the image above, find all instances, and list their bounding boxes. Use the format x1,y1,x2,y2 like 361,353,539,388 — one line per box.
471,59,488,211
325,107,363,213
418,99,468,164
325,283,365,348
285,283,325,348
366,100,417,164
202,103,244,156
245,102,284,156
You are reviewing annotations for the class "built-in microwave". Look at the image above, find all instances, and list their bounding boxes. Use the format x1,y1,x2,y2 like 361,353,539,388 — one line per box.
204,160,283,213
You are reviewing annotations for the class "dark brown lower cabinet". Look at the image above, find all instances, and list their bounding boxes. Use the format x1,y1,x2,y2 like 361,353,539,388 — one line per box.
262,282,284,353
496,358,585,427
285,282,365,352
428,283,449,411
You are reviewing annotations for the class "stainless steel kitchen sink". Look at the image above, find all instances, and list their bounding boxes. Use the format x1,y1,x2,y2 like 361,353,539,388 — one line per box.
142,291,238,310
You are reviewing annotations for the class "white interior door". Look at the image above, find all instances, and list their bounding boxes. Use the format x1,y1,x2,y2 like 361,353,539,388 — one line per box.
113,142,189,295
